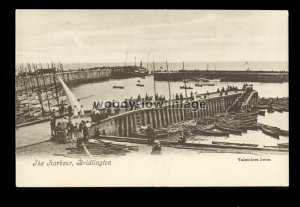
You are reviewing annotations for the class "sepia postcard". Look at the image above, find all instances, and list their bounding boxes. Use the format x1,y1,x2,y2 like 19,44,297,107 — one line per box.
15,10,288,187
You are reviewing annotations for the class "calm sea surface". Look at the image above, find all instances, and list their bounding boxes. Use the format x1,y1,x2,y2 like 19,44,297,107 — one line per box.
72,76,288,110
16,61,288,72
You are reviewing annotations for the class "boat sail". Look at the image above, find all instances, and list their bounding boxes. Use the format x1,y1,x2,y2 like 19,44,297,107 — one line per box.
57,76,81,110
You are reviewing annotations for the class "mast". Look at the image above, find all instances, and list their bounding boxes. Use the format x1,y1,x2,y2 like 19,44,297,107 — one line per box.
51,65,60,108
166,60,171,100
153,62,156,100
134,57,136,67
59,62,66,83
147,51,150,73
183,61,188,99
124,51,128,66
48,67,56,103
40,64,51,113
23,78,31,116
32,63,45,116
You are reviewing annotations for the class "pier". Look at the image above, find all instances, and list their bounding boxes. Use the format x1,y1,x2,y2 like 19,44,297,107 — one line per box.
154,70,288,82
90,89,258,137
16,68,112,92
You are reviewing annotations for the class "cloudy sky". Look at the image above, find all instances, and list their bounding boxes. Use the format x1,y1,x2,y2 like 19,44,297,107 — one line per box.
16,10,288,63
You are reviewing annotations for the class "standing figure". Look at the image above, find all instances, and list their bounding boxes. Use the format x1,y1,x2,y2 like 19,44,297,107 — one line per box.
73,105,78,119
146,124,155,146
179,93,183,102
78,121,84,138
80,105,84,118
68,105,73,118
82,121,89,142
61,116,68,130
50,118,56,137
178,131,186,145
69,121,75,142
74,123,79,139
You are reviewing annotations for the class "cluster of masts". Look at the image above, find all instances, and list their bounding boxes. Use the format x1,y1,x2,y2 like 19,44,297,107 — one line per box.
16,62,65,76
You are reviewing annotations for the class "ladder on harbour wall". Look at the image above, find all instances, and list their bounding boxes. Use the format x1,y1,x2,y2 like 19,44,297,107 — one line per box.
185,109,192,120
134,113,142,133
220,98,225,112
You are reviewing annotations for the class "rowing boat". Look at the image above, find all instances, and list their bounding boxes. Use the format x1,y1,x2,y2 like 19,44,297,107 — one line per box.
258,110,266,116
113,86,124,89
277,143,289,148
227,123,259,131
232,111,258,118
260,126,280,139
215,123,243,135
136,84,144,87
180,86,193,89
279,129,289,136
258,123,288,137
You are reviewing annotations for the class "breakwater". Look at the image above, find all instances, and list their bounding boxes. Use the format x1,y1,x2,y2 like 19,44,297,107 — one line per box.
16,68,112,92
154,70,288,82
91,90,258,137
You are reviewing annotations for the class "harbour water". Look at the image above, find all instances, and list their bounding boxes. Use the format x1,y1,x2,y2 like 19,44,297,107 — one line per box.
16,77,289,148
72,75,288,110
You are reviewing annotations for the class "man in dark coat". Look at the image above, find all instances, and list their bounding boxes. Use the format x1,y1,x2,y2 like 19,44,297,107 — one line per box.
82,121,89,142
145,124,155,146
78,121,84,138
68,105,73,117
50,118,56,137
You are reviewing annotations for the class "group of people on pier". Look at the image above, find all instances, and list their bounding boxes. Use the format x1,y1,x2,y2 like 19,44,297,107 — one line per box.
174,92,195,101
50,103,92,143
216,85,239,96
58,104,85,118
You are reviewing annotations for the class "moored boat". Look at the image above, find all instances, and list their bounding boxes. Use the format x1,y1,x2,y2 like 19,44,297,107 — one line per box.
258,110,266,116
215,123,243,135
277,143,289,148
136,84,144,87
232,111,259,118
202,83,215,86
113,86,124,89
180,86,193,89
260,126,280,139
279,129,289,136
